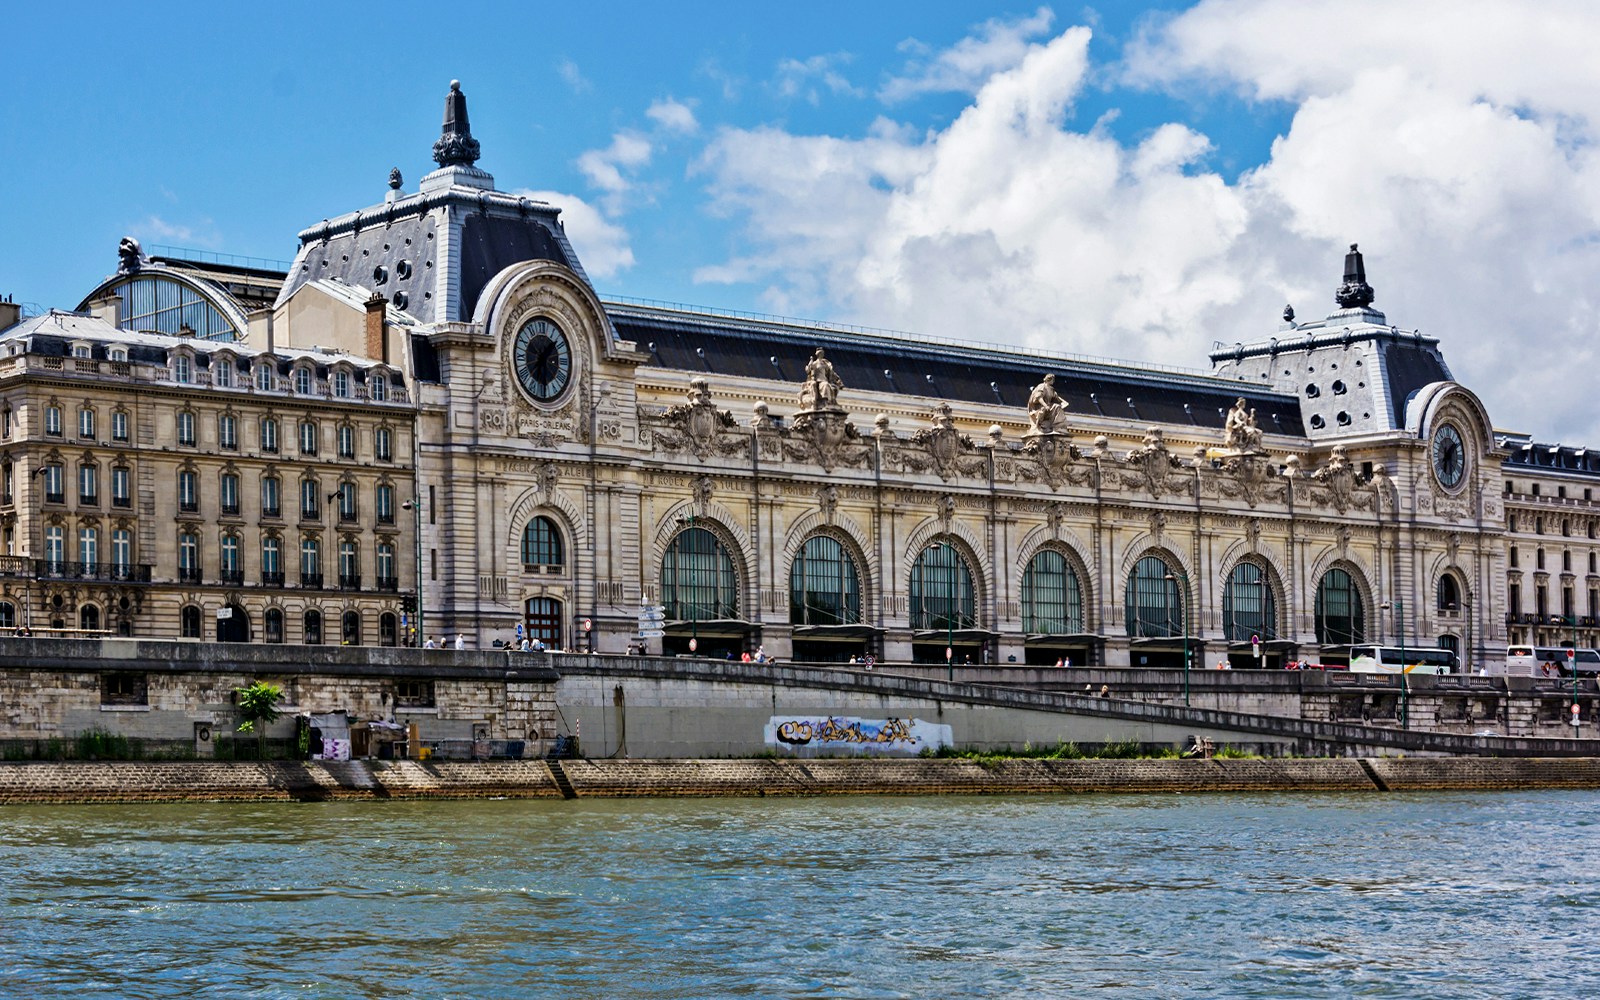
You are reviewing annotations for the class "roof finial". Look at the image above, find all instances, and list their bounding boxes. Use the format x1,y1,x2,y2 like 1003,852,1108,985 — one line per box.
432,79,481,167
1335,242,1375,309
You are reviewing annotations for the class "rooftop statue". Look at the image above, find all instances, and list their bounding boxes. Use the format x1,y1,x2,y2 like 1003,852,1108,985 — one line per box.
116,236,147,275
1223,397,1264,453
432,80,482,168
798,348,844,411
1026,374,1067,434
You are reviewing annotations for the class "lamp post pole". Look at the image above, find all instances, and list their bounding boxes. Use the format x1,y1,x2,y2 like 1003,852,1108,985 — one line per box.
403,495,424,646
1384,598,1407,728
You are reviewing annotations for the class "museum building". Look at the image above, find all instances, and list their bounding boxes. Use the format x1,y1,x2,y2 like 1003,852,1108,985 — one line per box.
6,80,1597,670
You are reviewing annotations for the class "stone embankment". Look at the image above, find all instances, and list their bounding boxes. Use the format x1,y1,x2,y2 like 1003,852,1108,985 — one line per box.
4,757,1600,804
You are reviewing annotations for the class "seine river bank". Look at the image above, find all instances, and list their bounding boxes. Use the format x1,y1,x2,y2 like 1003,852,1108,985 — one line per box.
3,791,1597,998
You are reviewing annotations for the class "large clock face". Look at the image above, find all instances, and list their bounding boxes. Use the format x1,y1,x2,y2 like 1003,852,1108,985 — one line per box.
513,318,572,402
1432,423,1466,489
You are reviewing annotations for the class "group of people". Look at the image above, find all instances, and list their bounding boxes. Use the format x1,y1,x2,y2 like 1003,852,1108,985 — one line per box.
422,635,466,650
847,653,878,669
739,646,771,663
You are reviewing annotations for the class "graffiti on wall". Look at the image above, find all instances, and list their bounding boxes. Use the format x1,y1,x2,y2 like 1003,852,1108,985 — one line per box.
763,716,952,754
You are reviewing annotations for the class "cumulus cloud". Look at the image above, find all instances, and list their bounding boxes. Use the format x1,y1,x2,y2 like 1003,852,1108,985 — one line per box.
879,6,1055,103
646,97,699,135
693,1,1600,444
557,58,591,94
577,131,653,196
513,189,635,279
132,214,220,249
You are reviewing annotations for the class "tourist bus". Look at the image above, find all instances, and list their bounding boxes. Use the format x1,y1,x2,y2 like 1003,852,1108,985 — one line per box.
1347,645,1458,675
1500,645,1600,678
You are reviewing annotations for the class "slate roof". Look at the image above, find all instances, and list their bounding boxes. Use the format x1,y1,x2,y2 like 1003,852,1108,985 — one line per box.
608,303,1305,436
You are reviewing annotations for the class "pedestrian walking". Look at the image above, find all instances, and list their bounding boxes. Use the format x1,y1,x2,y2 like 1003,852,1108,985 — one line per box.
454,634,465,650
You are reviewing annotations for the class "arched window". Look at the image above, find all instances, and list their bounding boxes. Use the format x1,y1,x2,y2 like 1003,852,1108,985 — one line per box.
304,609,323,644
661,526,738,621
910,541,975,630
1223,562,1276,641
342,610,361,645
180,605,202,638
379,612,398,647
1125,555,1182,637
0,602,13,628
80,606,100,632
294,367,313,395
265,608,284,643
521,516,564,569
1437,574,1462,612
1438,634,1460,656
790,535,861,626
1315,568,1365,644
1021,549,1083,634
525,596,562,647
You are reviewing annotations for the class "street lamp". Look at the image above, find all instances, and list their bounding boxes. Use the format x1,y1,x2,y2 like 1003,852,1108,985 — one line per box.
1165,571,1190,706
402,496,424,646
1381,598,1407,729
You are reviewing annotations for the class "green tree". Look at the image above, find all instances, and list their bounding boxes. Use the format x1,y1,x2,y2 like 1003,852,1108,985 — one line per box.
235,681,284,760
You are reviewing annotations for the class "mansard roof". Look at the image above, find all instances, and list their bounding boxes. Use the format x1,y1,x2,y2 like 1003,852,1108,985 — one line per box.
608,301,1305,436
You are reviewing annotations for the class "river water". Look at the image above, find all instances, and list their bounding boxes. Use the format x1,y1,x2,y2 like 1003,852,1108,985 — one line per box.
3,791,1597,998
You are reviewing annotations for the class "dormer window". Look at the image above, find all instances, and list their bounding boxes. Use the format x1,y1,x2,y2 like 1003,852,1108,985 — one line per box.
215,359,233,388
256,363,273,391
333,371,350,398
294,367,312,395
109,349,127,363
370,375,387,402
72,345,90,359
173,355,192,384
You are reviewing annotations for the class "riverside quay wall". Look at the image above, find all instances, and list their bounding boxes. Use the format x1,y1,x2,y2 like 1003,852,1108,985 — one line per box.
0,638,559,756
5,642,1600,760
4,757,1600,805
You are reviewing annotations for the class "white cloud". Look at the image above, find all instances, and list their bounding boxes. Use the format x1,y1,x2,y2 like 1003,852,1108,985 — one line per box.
557,58,591,94
646,97,699,135
577,131,653,196
132,214,220,249
774,53,863,105
513,189,635,279
879,6,1055,103
693,2,1600,444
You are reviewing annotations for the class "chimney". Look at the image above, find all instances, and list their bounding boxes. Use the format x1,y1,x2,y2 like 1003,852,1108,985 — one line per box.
86,292,122,328
0,296,20,332
364,293,388,363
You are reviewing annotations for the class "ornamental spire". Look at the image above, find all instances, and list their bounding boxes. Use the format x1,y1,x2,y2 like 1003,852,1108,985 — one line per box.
432,79,481,167
1334,243,1375,309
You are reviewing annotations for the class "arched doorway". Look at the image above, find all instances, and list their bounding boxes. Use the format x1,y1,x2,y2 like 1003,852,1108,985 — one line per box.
217,603,250,642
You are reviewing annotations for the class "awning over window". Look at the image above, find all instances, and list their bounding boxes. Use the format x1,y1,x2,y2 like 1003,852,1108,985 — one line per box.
792,624,886,640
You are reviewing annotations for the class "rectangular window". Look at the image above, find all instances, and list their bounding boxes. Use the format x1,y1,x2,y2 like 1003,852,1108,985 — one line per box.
375,427,392,461
2,463,11,505
257,364,273,391
219,415,237,450
45,405,61,436
111,530,131,574
101,673,147,707
376,484,394,524
220,473,240,516
261,476,280,518
338,424,355,458
301,480,319,519
338,482,357,522
44,463,64,504
112,467,131,508
79,527,97,567
177,412,195,446
262,538,282,587
178,471,198,513
111,410,129,442
299,421,317,455
260,417,277,453
78,465,97,505
45,526,64,570
215,360,233,388
173,355,191,383
78,408,95,439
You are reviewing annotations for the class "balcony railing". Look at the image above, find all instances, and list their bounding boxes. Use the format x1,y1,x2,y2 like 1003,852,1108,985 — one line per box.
221,502,241,517
300,572,324,589
179,500,198,513
45,491,64,504
177,566,202,584
376,575,399,592
338,510,358,524
34,560,152,583
219,569,244,586
112,496,131,509
261,570,285,587
377,512,395,525
339,573,361,590
262,505,280,519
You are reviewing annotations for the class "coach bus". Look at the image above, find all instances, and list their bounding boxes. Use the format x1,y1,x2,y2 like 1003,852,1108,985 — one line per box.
1347,645,1458,675
1500,645,1600,678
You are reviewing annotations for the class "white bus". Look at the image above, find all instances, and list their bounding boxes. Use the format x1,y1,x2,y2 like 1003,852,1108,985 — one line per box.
1501,645,1600,678
1348,645,1458,675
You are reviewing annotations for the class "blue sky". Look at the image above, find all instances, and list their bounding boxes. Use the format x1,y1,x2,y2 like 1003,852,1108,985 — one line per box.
6,1,1600,443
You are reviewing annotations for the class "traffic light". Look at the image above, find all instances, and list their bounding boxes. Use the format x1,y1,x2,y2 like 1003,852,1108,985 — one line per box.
401,593,416,613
